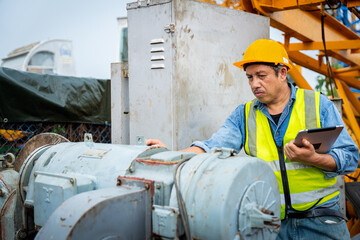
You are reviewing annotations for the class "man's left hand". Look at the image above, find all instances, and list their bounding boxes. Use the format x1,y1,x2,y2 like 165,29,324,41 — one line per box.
284,139,337,172
285,138,316,163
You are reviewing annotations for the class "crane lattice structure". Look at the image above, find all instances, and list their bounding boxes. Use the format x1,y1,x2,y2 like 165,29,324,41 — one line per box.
201,0,360,147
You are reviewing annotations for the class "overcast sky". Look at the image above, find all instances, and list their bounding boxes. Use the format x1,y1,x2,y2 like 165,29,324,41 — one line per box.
0,0,132,79
0,0,320,87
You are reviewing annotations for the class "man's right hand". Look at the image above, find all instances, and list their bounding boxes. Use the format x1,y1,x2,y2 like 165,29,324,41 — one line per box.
146,139,168,148
146,139,205,154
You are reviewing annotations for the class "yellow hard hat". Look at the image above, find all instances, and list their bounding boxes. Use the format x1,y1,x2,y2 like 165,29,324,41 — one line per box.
233,39,292,70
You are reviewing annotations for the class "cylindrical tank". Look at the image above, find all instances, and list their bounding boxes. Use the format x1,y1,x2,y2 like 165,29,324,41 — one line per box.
172,150,281,240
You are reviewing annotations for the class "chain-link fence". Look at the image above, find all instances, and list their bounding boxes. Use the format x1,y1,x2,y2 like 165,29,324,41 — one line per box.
0,122,111,156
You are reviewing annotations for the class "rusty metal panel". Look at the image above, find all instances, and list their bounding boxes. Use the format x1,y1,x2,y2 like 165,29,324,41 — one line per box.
127,0,269,150
35,187,152,240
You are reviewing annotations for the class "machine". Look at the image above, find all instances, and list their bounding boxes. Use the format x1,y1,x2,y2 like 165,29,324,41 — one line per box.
0,133,281,239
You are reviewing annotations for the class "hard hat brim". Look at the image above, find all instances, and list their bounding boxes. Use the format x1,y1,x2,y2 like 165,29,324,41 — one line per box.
233,60,292,70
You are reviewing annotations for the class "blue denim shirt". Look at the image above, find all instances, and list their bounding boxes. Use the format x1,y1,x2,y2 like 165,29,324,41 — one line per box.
192,84,359,206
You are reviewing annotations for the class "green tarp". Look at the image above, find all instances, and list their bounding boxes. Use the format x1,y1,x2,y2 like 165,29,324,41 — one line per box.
0,67,110,124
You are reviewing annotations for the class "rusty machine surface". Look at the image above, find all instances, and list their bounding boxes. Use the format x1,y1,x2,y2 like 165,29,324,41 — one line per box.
0,133,280,239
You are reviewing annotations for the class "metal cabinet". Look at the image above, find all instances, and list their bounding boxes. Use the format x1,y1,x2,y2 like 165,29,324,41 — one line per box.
125,0,269,149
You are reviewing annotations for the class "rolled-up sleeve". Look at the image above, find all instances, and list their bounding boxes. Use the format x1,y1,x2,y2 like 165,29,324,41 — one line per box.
191,105,245,153
320,95,359,178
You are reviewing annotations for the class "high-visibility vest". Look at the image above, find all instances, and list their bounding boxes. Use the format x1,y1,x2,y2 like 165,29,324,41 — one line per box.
244,88,339,220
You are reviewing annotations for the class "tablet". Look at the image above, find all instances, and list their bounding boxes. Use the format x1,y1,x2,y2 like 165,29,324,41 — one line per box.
293,126,344,153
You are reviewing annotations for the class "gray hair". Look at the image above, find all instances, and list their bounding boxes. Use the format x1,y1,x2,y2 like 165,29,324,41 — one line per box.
244,62,288,77
273,64,287,77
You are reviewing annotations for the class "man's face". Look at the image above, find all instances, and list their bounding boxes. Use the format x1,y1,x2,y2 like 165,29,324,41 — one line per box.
246,64,285,104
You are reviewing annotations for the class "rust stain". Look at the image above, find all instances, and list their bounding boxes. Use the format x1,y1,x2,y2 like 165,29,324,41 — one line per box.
0,177,10,193
217,63,234,88
217,63,225,75
146,146,162,151
264,220,281,229
118,176,151,182
60,217,66,222
135,159,180,166
121,68,128,78
261,207,274,216
117,176,155,196
0,190,15,218
117,179,122,186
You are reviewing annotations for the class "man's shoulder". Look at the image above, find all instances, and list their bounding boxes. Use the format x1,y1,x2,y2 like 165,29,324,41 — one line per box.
318,93,334,106
233,103,246,113
227,104,246,120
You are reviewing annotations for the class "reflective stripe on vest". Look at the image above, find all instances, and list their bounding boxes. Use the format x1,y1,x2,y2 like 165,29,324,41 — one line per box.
245,88,339,220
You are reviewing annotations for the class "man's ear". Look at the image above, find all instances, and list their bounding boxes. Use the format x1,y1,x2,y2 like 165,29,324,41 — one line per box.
280,67,288,82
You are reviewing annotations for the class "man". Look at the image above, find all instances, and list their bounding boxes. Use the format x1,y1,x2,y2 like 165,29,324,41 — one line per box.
147,39,359,239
